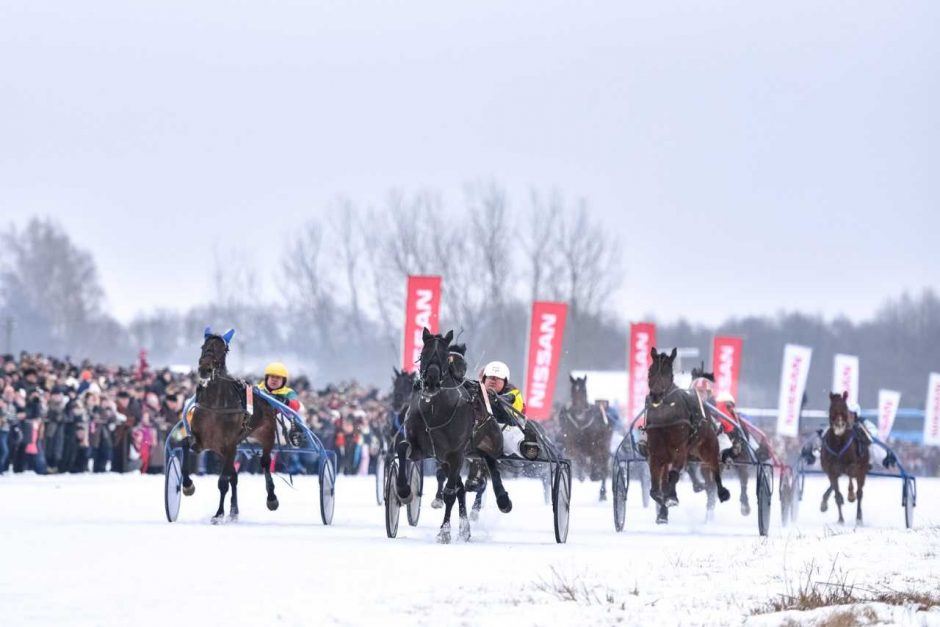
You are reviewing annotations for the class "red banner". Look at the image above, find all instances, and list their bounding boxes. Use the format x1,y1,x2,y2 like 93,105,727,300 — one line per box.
402,276,441,372
628,322,656,421
712,336,743,401
523,302,568,420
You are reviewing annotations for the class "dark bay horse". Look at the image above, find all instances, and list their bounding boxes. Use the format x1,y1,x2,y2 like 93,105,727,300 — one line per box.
180,328,282,523
558,375,612,502
645,347,730,524
395,329,509,543
820,391,870,525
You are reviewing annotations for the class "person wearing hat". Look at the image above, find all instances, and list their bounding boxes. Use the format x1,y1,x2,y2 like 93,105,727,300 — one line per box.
259,362,303,446
479,361,539,460
690,367,734,463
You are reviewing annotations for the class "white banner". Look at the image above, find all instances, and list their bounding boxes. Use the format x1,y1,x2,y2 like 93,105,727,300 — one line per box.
876,389,901,441
924,373,940,447
832,354,860,407
776,344,813,437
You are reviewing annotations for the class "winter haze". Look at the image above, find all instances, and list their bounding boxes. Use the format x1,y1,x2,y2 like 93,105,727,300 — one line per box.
2,1,935,323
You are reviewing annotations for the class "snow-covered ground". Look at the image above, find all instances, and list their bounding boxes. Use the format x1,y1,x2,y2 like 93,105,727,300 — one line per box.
1,470,938,626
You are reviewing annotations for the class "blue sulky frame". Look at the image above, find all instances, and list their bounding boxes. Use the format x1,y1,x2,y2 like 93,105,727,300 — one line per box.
794,431,918,529
163,387,338,525
611,402,781,536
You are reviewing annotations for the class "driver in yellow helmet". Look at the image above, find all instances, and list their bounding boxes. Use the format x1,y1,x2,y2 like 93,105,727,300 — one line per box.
259,362,301,412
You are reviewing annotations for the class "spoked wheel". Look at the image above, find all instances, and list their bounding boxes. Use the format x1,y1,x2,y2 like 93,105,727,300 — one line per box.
639,463,651,508
385,459,401,538
318,455,336,525
613,465,627,532
164,454,182,523
375,452,386,506
552,463,572,544
903,477,916,529
756,465,772,537
407,461,422,527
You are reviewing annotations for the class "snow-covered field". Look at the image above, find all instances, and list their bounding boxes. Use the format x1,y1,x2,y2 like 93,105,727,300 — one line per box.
1,470,938,626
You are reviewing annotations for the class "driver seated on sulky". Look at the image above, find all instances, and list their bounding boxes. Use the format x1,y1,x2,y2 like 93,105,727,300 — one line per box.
480,361,539,461
258,362,304,446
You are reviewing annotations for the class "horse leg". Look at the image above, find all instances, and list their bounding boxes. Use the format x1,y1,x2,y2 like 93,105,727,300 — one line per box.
456,477,471,542
855,472,865,526
437,460,459,544
847,477,856,503
432,465,446,509
228,459,239,522
181,440,195,496
212,450,235,524
821,486,833,512
738,465,750,516
262,448,278,511
666,469,681,507
702,466,717,522
483,454,512,513
394,437,414,504
599,475,607,502
827,473,845,524
471,487,485,521
703,436,731,503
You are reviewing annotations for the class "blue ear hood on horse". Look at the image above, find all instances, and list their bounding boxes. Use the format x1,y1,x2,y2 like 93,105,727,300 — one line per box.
203,326,236,345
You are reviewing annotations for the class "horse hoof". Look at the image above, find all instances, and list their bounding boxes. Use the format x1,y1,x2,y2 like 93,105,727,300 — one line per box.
599,492,607,503
470,508,480,522
656,516,668,525
838,518,845,525
228,513,239,523
211,514,224,525
718,488,731,503
692,483,705,494
182,482,195,497
266,498,279,511
497,493,513,514
665,497,678,508
821,503,828,513
741,503,751,516
396,486,414,505
848,493,856,503
459,517,471,542
431,498,444,509
437,524,451,544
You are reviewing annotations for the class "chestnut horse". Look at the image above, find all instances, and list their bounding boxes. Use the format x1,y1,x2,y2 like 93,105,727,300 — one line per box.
820,391,870,525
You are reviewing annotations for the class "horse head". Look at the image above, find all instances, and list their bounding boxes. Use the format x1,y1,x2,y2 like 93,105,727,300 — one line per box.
198,326,234,381
569,374,589,410
391,367,417,412
828,391,851,436
647,347,677,401
418,327,454,391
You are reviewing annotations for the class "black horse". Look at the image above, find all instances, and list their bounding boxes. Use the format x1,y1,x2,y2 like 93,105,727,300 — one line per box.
180,328,282,523
645,347,730,524
558,375,612,502
395,329,510,543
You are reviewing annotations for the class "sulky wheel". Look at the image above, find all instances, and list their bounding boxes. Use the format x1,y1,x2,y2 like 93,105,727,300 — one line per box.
319,454,336,525
756,465,772,537
903,477,916,529
407,461,422,527
385,458,401,538
613,465,627,532
552,463,572,544
164,454,183,523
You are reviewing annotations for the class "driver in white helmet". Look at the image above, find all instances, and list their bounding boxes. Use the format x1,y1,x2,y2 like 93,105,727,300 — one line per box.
481,361,539,460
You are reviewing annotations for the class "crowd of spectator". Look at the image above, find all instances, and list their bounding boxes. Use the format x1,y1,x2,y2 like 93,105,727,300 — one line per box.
2,352,939,478
0,352,393,478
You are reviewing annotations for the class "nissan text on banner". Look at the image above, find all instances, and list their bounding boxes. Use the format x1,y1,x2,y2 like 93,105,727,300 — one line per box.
712,336,743,401
523,302,568,421
402,276,442,373
776,344,812,437
832,354,860,407
877,389,901,442
628,322,656,421
924,373,940,447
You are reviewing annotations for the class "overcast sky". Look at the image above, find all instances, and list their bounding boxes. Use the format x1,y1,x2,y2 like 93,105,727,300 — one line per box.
1,1,936,325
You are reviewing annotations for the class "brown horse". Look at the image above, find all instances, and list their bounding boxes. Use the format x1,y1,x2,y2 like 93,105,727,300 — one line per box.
645,347,730,524
820,391,870,525
181,328,282,523
558,375,612,502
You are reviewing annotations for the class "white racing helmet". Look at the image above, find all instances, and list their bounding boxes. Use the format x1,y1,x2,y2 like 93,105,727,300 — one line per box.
848,401,861,416
483,361,511,381
715,391,736,405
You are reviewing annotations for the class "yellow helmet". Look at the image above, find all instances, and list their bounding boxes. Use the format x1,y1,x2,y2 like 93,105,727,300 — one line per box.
264,362,289,380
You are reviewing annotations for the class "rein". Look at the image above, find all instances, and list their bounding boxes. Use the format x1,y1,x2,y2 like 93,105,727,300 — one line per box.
823,431,856,458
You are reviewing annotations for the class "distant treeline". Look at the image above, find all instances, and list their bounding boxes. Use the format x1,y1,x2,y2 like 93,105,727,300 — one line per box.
2,204,938,410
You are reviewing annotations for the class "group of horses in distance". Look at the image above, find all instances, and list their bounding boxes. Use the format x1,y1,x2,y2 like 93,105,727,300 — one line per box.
177,330,870,532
